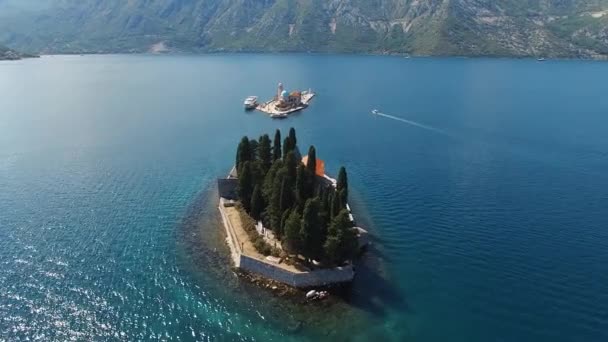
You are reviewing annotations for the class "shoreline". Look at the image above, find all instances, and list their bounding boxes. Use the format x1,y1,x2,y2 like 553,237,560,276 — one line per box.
31,51,608,62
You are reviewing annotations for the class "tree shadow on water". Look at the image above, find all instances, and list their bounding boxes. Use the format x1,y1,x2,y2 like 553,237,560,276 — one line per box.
335,245,409,318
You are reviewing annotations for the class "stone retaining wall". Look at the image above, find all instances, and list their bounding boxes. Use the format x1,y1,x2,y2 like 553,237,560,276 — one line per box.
218,198,354,288
239,255,354,288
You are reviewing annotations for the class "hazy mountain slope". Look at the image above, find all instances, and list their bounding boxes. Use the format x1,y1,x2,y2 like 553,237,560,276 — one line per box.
0,0,606,58
0,44,37,60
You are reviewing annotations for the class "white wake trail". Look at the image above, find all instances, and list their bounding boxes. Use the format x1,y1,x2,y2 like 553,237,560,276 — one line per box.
374,111,448,135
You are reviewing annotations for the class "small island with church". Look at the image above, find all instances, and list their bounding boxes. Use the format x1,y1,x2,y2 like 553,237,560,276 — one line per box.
217,128,368,294
244,83,315,119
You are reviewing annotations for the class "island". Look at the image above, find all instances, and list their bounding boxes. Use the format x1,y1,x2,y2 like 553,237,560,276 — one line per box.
249,83,315,118
217,128,368,289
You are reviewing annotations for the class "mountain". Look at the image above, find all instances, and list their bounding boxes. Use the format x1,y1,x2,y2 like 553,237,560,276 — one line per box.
0,0,607,58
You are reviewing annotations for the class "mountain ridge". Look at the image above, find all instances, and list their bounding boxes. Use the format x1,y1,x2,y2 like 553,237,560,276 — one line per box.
0,0,607,59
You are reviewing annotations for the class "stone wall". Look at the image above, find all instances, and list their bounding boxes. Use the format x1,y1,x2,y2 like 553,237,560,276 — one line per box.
218,189,358,288
239,255,354,288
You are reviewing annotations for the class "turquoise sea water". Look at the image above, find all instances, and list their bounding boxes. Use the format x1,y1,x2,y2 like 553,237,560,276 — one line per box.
1,54,608,341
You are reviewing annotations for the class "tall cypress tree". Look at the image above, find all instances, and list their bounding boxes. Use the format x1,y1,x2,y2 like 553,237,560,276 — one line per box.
269,171,284,234
273,129,282,161
283,128,297,158
283,136,292,158
288,127,297,150
249,139,258,162
306,146,317,176
279,208,291,240
279,176,293,213
236,136,251,171
330,190,341,219
324,209,358,265
295,164,307,211
284,210,302,255
263,160,282,204
238,161,254,212
250,185,263,221
300,198,323,262
258,134,272,173
284,151,298,187
336,167,348,205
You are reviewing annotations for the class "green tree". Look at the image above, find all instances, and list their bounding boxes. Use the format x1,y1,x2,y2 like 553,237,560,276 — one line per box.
238,161,254,212
236,136,251,171
300,198,324,262
336,167,348,198
263,160,283,204
295,164,307,211
306,145,317,176
268,168,285,235
284,210,302,255
288,127,297,149
279,176,293,213
249,139,258,162
284,151,298,187
319,188,331,232
330,190,341,219
280,208,292,239
273,129,281,161
324,209,358,265
258,134,272,172
338,189,348,210
283,127,297,158
250,185,263,221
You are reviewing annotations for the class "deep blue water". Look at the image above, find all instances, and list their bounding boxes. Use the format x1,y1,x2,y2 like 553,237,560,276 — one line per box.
1,54,608,341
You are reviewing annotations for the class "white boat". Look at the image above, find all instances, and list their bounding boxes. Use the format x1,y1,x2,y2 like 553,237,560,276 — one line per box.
371,109,379,115
270,113,288,119
244,96,258,110
537,58,546,62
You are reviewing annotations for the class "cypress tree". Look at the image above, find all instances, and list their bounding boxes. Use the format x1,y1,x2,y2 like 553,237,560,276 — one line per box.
306,146,317,176
321,187,330,214
295,164,307,211
279,208,291,240
279,176,293,213
263,160,283,204
258,134,272,173
283,136,292,158
273,129,282,161
250,185,263,221
300,198,324,262
284,151,298,187
330,190,341,219
336,167,348,201
269,173,283,235
238,161,254,212
249,139,258,162
236,136,251,171
338,189,348,210
283,128,297,158
288,127,297,149
284,210,302,255
324,209,358,265
319,187,331,229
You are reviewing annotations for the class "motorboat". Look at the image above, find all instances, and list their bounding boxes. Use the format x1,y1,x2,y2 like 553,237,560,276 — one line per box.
244,96,258,110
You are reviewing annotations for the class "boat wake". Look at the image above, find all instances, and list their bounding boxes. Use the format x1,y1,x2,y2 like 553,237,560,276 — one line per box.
372,110,448,136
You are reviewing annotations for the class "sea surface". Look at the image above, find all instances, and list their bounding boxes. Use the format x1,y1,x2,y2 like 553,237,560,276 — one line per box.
1,54,608,341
